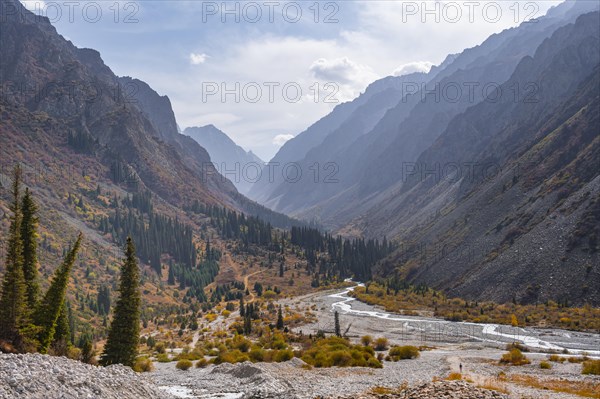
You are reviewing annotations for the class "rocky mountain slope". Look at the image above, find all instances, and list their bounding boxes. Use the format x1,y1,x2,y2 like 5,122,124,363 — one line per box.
0,0,296,223
0,0,231,209
248,0,599,231
0,0,300,340
248,71,431,214
185,125,263,195
245,0,600,305
365,11,600,305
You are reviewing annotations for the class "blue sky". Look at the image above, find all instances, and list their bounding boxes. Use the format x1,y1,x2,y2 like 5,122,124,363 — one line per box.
22,0,563,160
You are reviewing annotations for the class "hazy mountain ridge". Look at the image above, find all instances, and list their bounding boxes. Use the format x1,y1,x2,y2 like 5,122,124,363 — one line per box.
254,72,431,215
185,125,264,195
249,0,599,229
247,71,433,204
363,11,600,305
243,1,599,304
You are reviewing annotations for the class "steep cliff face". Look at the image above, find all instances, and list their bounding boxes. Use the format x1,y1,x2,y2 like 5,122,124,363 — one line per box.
365,12,600,305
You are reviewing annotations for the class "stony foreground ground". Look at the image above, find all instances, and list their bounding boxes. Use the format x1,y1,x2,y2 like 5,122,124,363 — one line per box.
329,380,509,399
1,351,598,399
0,352,504,399
0,353,174,399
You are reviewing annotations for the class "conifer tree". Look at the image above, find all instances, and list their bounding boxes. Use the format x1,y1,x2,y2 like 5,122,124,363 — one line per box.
51,302,71,355
21,187,40,309
243,315,252,335
100,237,141,367
276,305,284,330
239,297,245,317
0,165,28,349
81,338,95,364
34,233,82,353
67,302,76,345
167,262,175,285
334,311,341,337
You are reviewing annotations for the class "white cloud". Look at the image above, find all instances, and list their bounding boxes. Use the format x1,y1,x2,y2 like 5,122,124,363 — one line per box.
310,57,378,84
393,61,434,77
309,57,379,102
272,134,294,146
189,52,208,65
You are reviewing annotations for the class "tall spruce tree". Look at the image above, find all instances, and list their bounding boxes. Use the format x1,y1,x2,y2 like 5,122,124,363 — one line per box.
81,338,95,364
51,302,71,355
34,233,82,353
21,187,40,309
100,237,141,367
276,305,284,330
239,297,245,317
0,165,28,350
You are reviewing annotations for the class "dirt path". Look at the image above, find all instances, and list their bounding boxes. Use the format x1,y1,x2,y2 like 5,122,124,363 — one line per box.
244,269,263,302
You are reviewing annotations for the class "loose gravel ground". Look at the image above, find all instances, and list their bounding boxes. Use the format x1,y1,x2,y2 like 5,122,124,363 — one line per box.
0,353,174,399
152,352,448,399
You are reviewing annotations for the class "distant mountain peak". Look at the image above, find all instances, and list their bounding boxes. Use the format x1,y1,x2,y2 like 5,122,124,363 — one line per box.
184,126,264,195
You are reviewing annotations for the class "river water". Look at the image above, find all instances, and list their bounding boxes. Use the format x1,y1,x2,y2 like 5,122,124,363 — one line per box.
329,283,600,356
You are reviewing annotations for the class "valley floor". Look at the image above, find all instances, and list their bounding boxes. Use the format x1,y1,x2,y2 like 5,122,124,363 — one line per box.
150,286,600,399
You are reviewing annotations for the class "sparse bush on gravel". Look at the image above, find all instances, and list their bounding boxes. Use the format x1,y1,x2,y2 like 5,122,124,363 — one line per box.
175,359,193,370
213,349,249,365
196,358,208,368
274,349,294,362
154,342,166,354
548,354,566,363
156,353,171,362
374,337,389,351
446,372,462,380
133,357,154,372
232,336,252,353
389,346,420,360
582,359,600,375
361,335,373,346
249,347,266,362
175,348,205,361
539,361,552,369
301,337,381,368
499,348,530,366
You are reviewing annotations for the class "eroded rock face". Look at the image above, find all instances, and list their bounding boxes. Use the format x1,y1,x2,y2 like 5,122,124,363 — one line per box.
0,353,174,399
